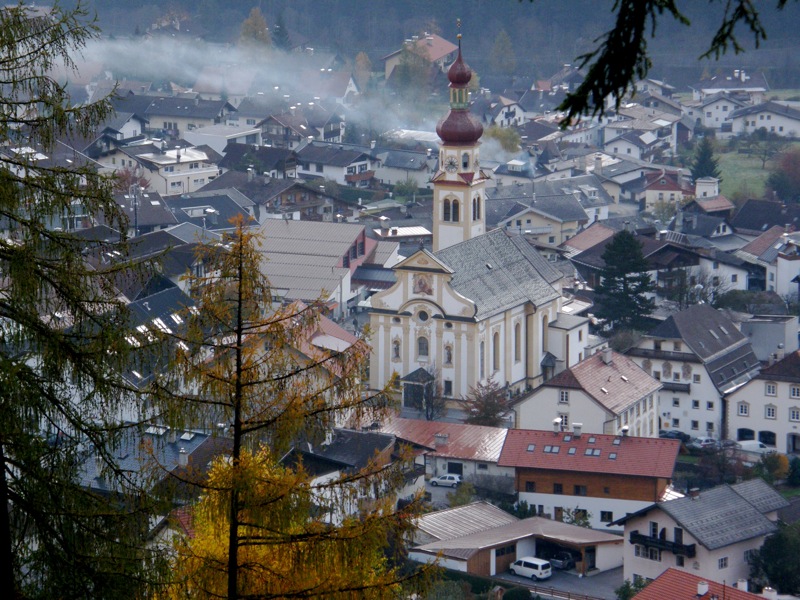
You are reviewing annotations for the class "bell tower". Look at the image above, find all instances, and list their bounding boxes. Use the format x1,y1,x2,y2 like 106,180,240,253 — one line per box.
432,29,489,253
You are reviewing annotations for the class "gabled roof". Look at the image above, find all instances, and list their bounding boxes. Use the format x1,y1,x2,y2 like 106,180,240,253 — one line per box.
377,417,508,463
307,428,395,473
633,569,765,600
382,34,458,64
735,225,787,263
435,228,562,319
536,351,661,415
498,429,680,479
560,222,617,258
729,100,800,121
486,182,589,227
414,501,518,543
414,515,621,560
731,199,800,236
655,483,783,550
218,142,296,172
296,142,370,167
757,350,800,383
688,194,735,214
691,70,769,93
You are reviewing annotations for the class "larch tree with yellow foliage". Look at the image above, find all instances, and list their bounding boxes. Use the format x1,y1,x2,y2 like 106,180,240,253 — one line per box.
156,217,430,599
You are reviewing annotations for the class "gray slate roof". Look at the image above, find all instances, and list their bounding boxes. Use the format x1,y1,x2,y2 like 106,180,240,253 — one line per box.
730,478,789,514
435,228,561,319
659,483,781,550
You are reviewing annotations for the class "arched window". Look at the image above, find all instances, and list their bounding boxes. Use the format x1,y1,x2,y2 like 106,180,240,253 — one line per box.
514,322,521,362
462,152,469,169
541,314,549,356
493,332,500,372
452,199,460,222
473,196,481,220
479,341,485,378
443,199,451,222
417,336,429,358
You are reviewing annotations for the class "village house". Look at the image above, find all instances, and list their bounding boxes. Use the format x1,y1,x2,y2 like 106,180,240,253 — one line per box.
513,349,662,438
626,304,761,439
382,33,458,80
689,69,769,104
726,350,800,453
632,568,775,600
728,101,800,138
614,479,787,586
498,427,681,531
295,141,375,187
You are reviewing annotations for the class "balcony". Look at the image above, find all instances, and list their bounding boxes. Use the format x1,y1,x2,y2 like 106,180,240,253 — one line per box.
630,530,696,558
345,170,375,183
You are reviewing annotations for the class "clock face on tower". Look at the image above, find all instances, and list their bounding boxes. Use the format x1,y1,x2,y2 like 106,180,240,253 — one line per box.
444,156,458,173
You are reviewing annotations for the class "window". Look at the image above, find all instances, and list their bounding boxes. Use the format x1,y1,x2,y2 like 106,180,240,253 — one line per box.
792,386,800,399
673,373,680,381
654,371,661,381
553,483,563,494
766,383,777,396
443,199,451,221
674,527,683,545
765,405,777,420
559,390,570,404
731,274,738,283
738,402,749,417
649,521,658,538
496,543,516,556
706,422,714,431
417,336,429,358
649,548,661,561
718,557,728,569
548,236,556,244
462,152,469,169
693,374,701,383
316,163,323,173
451,199,460,222
492,332,500,372
707,401,715,411
525,481,536,492
744,549,758,564
189,162,199,169
574,485,587,496
672,418,680,428
600,511,613,523
692,400,700,409
672,397,680,407
164,166,174,173
514,323,521,362
559,413,569,430
691,420,699,430
479,341,485,376
472,196,481,220
392,340,400,359
791,407,800,422
676,556,685,567
673,342,682,351
443,380,452,396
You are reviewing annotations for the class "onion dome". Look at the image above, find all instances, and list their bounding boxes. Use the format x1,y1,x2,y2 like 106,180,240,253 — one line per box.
447,47,472,86
436,39,483,145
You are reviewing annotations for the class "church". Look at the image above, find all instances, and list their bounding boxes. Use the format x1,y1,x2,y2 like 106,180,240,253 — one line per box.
368,37,589,405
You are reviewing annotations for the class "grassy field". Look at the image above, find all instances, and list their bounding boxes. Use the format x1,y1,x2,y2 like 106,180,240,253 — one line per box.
716,149,772,200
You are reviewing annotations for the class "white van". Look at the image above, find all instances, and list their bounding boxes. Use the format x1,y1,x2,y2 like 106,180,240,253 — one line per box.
509,556,552,580
736,440,775,455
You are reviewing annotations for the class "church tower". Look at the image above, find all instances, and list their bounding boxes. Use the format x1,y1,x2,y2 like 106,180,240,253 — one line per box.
432,33,489,253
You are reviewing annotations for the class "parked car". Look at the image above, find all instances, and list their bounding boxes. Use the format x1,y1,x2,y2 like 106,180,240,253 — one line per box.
430,474,461,488
659,429,691,443
509,557,552,580
542,550,576,570
687,437,720,452
735,440,776,455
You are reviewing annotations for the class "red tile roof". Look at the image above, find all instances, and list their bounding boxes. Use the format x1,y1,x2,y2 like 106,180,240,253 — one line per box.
634,568,763,600
739,224,785,257
171,506,196,539
498,429,679,479
560,222,616,253
377,417,508,463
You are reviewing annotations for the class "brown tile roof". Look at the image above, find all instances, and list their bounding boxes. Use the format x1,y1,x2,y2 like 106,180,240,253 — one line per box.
739,224,785,258
383,34,458,63
695,195,735,213
541,351,662,414
633,568,763,600
498,429,679,479
560,222,616,256
377,417,508,463
758,349,800,382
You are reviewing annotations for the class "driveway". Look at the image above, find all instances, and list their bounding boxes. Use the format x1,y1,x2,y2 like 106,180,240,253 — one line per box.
425,479,457,509
493,566,623,600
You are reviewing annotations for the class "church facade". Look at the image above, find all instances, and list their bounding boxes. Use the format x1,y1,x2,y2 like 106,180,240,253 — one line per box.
368,38,589,403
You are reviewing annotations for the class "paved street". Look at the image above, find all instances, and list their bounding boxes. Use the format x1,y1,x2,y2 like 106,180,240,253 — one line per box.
493,565,624,600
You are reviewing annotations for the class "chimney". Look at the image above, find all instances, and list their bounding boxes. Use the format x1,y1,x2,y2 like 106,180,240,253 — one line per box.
370,140,376,150
697,581,709,596
434,433,449,447
553,418,562,433
689,487,700,500
573,423,583,438
594,153,602,176
601,348,612,365
737,579,748,593
247,166,254,182
621,425,629,437
178,447,188,467
762,588,778,600
426,148,432,158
